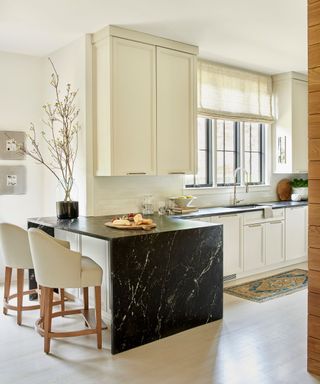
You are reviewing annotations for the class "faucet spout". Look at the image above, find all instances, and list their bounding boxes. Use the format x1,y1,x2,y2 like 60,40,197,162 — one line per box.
233,167,249,206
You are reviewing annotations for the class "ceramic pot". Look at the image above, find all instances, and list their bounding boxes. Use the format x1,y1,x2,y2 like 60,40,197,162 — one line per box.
292,187,308,201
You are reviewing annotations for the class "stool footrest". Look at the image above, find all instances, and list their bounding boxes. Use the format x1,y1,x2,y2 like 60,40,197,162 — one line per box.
5,303,40,311
4,289,40,312
35,307,107,338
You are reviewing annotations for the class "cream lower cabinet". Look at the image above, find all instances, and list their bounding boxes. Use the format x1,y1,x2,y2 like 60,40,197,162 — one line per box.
265,221,285,265
191,206,306,277
244,221,285,272
285,206,307,260
211,215,242,276
243,223,265,271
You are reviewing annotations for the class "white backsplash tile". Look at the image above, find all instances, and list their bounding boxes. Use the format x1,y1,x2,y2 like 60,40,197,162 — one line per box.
92,173,308,215
93,175,184,215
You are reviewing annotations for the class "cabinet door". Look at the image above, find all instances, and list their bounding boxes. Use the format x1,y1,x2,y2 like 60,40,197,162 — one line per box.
265,221,284,265
285,206,307,260
212,215,242,276
243,224,265,271
111,37,156,175
156,47,196,175
292,79,308,173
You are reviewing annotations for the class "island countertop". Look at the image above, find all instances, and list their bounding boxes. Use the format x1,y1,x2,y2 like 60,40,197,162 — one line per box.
28,213,223,354
27,214,219,241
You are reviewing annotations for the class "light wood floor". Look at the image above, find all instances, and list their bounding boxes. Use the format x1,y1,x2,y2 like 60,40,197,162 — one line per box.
1,263,319,384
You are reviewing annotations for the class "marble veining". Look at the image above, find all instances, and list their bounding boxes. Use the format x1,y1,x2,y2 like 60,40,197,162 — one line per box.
111,226,223,354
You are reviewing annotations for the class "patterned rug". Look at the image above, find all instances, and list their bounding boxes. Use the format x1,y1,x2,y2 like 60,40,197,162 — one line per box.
224,269,308,303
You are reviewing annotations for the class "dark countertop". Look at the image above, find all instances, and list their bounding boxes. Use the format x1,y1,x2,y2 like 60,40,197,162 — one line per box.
27,214,219,241
171,200,308,219
28,201,307,240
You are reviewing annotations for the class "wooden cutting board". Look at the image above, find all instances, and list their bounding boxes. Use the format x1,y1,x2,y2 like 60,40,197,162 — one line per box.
276,178,292,201
104,222,157,231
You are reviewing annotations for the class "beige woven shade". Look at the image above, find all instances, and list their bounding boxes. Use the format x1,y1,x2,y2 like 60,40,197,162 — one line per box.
198,60,274,123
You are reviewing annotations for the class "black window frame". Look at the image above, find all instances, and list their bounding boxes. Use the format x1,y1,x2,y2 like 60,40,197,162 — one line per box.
185,118,266,188
243,122,265,185
185,118,213,188
216,120,241,187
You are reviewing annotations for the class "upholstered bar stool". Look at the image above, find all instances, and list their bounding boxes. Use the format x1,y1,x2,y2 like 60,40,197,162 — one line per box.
0,223,67,325
0,223,41,325
28,228,103,354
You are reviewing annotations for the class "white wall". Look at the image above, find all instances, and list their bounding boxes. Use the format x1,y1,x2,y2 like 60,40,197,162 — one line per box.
41,36,89,217
0,52,44,280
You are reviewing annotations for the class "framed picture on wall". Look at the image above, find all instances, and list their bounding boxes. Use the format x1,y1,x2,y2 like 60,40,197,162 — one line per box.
0,131,26,160
0,165,26,195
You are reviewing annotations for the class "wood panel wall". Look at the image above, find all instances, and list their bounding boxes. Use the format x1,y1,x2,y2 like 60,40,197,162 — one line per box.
309,0,320,375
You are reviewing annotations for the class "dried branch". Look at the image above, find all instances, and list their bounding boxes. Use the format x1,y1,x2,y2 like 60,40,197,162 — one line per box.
18,58,80,202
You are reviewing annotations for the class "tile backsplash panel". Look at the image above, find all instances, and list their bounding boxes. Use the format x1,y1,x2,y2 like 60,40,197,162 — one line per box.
93,175,184,215
92,173,308,216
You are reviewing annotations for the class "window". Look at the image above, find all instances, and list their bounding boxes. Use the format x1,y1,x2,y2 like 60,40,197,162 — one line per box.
185,118,212,187
216,120,240,186
244,122,265,184
186,118,266,188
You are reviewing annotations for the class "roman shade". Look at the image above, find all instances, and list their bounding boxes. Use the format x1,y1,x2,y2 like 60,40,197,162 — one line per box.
198,60,274,123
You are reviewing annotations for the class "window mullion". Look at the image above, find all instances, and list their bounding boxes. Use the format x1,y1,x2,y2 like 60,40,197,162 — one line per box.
207,119,213,186
240,122,245,186
223,121,226,185
212,119,217,187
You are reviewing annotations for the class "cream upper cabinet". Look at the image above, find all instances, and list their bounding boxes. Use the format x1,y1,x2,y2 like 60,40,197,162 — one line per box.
272,72,308,174
111,38,156,175
92,26,198,176
156,48,196,175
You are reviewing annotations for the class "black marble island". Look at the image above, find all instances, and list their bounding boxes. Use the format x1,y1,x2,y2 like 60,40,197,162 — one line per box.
28,214,223,354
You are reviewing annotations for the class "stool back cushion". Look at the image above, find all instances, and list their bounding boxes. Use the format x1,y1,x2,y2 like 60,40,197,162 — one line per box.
28,228,82,288
0,223,34,269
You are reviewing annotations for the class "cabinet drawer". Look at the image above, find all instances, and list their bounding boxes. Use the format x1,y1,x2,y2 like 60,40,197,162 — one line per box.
242,208,284,224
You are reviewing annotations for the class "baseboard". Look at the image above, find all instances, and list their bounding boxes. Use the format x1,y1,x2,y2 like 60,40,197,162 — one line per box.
233,257,308,280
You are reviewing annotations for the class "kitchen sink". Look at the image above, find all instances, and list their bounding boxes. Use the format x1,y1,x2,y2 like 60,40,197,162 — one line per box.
226,204,260,209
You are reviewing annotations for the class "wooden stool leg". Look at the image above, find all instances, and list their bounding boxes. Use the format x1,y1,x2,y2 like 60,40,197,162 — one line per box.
95,286,102,349
16,269,24,325
60,288,65,313
43,287,53,354
83,287,89,310
3,267,12,315
39,286,45,319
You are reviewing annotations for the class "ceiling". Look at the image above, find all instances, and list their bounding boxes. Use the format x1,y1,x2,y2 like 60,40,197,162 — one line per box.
0,0,307,74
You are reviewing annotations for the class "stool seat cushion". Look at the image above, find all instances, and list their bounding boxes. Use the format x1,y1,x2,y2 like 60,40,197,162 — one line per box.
0,223,34,269
81,256,103,288
28,228,102,289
